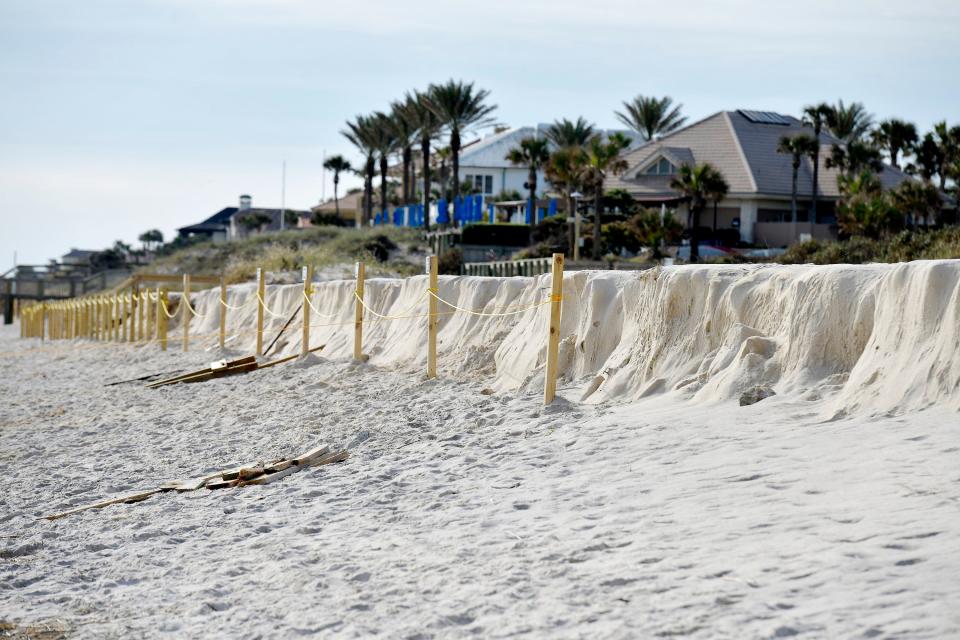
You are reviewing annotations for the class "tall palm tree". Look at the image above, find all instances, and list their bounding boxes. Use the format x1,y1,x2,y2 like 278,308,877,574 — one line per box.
614,95,686,141
891,179,942,227
546,147,590,257
777,133,819,236
322,155,352,220
425,80,497,222
506,137,551,230
369,112,397,220
402,90,442,230
872,119,918,170
825,100,874,143
932,121,960,190
585,133,630,259
827,140,884,177
342,114,379,227
670,163,729,262
389,100,419,204
802,102,831,222
545,117,597,148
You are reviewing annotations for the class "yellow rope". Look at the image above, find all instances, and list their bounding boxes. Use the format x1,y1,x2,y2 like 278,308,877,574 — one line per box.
352,289,430,320
256,291,289,319
427,290,552,317
181,294,210,319
303,290,342,319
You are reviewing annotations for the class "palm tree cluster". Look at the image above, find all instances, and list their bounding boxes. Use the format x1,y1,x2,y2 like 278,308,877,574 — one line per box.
800,100,960,234
340,80,497,230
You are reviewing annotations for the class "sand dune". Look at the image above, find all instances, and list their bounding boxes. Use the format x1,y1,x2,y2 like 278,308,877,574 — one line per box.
2,262,959,638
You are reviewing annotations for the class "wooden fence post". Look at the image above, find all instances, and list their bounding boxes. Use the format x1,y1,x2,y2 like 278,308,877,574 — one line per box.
302,264,313,356
159,288,168,351
427,255,438,378
256,267,265,356
122,292,130,342
219,276,227,350
137,291,145,342
182,274,191,352
543,253,564,405
111,294,118,341
146,289,154,341
353,261,365,361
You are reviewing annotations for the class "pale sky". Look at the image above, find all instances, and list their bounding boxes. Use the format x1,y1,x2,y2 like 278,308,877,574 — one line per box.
1,0,958,266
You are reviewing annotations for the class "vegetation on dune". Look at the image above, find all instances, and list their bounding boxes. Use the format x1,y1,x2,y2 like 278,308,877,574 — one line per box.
144,226,422,283
776,227,960,264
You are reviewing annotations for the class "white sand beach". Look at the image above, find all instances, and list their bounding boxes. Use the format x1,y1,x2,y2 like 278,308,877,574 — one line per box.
2,262,959,638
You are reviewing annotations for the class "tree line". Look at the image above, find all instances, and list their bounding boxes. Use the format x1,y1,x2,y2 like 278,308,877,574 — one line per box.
320,86,960,262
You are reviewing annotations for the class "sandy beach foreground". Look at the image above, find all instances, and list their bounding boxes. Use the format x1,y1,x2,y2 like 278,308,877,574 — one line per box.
2,264,960,638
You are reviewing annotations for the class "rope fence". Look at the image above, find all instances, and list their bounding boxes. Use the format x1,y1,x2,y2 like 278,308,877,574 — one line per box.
17,254,566,404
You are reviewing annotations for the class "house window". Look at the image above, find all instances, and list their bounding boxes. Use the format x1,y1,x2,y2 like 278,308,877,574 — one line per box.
474,175,484,191
643,157,677,176
484,175,493,194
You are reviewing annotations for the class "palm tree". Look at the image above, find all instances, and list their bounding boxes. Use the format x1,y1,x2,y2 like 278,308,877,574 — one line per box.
546,147,590,257
891,179,942,227
932,121,960,190
670,163,729,262
872,119,918,170
777,133,819,235
425,80,497,222
802,102,831,222
614,95,686,141
827,140,884,177
545,117,596,148
402,90,442,230
322,155,352,219
369,112,397,220
505,137,551,231
389,101,418,203
825,100,874,143
342,115,379,226
585,133,631,259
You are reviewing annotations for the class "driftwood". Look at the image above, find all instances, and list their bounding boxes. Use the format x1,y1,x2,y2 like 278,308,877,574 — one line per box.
263,303,303,357
43,444,348,520
145,345,325,388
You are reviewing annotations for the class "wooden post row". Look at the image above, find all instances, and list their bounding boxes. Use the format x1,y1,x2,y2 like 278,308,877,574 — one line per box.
302,265,313,356
427,255,438,378
159,288,168,351
182,274,191,352
219,277,227,350
543,253,564,405
256,268,265,356
353,261,365,361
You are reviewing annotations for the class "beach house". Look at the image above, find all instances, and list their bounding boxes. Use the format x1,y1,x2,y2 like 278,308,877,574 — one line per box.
606,110,915,246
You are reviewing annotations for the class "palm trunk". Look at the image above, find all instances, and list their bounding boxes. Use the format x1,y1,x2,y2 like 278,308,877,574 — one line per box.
379,155,389,223
449,128,461,227
528,166,537,244
592,188,602,260
421,137,432,230
810,123,821,224
567,192,575,257
690,201,701,263
333,174,340,219
791,160,799,242
402,146,412,203
364,155,375,226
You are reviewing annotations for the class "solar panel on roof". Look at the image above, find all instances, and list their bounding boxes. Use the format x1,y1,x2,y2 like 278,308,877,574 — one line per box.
738,110,791,125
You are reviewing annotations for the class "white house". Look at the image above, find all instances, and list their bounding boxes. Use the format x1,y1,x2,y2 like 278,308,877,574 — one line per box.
457,124,642,199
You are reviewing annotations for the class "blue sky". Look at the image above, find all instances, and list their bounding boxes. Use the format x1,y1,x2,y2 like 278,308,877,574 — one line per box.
1,0,958,265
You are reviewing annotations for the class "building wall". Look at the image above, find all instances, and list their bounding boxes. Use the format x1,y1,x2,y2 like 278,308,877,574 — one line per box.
459,166,548,199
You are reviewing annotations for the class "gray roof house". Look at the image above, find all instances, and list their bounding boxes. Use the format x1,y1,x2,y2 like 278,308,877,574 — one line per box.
177,195,310,243
607,110,915,246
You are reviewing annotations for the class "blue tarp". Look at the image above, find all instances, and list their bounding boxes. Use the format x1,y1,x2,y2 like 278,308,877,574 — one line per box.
437,199,449,224
548,199,558,218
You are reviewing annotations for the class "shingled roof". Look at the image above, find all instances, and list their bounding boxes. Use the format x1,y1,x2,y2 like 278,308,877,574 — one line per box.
608,110,912,199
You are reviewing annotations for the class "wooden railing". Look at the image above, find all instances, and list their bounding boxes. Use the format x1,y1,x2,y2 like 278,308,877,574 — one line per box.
462,258,655,277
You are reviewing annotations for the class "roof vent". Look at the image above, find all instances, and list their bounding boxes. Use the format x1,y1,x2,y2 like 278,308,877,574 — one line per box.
239,194,252,211
738,110,791,125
